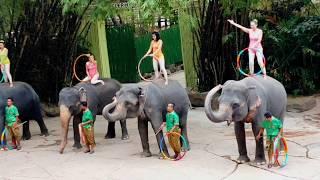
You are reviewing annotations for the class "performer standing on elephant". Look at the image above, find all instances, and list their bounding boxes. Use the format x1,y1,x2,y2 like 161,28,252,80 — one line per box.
256,112,283,168
143,31,169,85
0,40,13,87
5,97,21,150
227,19,267,77
161,103,181,159
80,102,95,154
82,53,105,85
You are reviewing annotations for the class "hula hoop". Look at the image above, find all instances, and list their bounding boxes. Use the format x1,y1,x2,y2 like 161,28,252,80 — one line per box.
0,71,6,83
1,128,12,150
236,47,266,77
273,137,289,167
73,54,89,82
137,56,153,82
159,132,187,161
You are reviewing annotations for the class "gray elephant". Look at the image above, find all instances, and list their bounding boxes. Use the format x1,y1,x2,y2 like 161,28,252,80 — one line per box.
0,82,49,140
59,79,129,154
102,79,190,157
204,76,287,164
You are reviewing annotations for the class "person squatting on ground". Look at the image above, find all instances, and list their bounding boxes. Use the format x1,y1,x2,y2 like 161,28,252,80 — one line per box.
143,31,169,85
161,103,181,159
227,19,267,77
256,112,283,168
3,97,21,151
82,53,105,85
80,102,95,154
0,40,13,87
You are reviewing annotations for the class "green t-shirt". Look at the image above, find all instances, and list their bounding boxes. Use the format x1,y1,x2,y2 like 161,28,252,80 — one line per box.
262,117,283,136
82,109,94,129
5,105,19,127
166,111,179,131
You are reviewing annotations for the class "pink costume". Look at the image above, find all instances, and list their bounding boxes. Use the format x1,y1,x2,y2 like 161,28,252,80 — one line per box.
86,62,98,79
248,29,263,52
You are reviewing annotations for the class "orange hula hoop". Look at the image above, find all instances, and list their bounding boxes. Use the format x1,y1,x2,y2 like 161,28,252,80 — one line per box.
73,54,89,82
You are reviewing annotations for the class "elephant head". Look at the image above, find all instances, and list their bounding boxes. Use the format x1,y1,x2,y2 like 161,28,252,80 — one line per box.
102,86,143,122
205,80,261,125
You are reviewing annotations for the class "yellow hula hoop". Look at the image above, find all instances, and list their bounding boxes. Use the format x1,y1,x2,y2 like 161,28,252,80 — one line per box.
137,56,153,82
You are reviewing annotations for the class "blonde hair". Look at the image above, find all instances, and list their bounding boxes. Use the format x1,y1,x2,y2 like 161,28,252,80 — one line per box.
251,19,258,26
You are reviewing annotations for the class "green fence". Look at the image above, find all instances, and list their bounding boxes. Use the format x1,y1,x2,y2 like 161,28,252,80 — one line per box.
106,26,137,82
135,25,183,74
106,25,183,83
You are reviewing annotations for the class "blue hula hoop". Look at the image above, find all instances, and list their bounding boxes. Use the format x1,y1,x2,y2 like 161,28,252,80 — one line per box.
236,47,266,77
159,132,188,161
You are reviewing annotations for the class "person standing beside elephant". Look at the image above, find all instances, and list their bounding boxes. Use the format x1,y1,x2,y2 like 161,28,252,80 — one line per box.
256,112,283,168
80,102,95,154
5,97,21,150
0,40,13,87
82,53,105,85
161,103,181,159
143,31,169,85
227,19,267,78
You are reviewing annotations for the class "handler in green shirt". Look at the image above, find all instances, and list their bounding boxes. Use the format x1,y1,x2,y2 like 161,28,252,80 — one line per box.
162,103,181,159
5,97,21,150
256,112,283,168
80,102,95,154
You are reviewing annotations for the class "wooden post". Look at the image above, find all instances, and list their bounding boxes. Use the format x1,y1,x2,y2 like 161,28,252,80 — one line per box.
178,12,198,91
87,20,111,78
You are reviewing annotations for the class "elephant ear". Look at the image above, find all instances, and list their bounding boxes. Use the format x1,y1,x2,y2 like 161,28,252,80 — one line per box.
247,86,261,111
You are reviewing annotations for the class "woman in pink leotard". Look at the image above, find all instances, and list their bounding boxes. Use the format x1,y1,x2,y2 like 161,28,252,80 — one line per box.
228,19,267,77
82,53,104,85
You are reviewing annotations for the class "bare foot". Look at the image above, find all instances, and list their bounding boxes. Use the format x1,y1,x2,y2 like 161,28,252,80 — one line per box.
9,83,13,87
165,81,168,85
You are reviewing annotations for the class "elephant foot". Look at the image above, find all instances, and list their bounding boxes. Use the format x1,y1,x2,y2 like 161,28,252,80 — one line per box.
141,151,152,157
22,134,31,140
59,148,64,154
254,157,266,165
121,134,129,140
40,131,49,137
236,155,250,164
72,143,82,149
105,133,116,139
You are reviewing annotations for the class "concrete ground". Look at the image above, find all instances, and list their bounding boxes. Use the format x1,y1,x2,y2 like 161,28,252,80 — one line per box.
1,72,320,180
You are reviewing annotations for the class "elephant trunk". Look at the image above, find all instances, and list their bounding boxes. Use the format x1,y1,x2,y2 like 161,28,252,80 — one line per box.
205,85,232,124
102,98,126,122
59,105,71,154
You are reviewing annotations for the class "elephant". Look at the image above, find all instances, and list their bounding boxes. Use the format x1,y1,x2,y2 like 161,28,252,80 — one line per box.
0,82,49,142
59,79,129,154
102,79,190,157
204,76,287,164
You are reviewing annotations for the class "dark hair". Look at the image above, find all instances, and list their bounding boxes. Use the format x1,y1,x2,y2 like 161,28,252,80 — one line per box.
264,112,272,118
7,97,14,101
152,31,160,41
81,102,88,107
168,103,175,108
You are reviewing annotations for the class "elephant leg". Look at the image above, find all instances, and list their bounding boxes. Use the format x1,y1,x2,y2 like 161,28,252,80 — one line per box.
105,121,116,139
72,114,82,149
180,110,190,151
22,120,31,140
120,119,129,140
35,117,49,137
138,116,151,157
235,121,250,163
252,121,266,164
150,119,168,157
